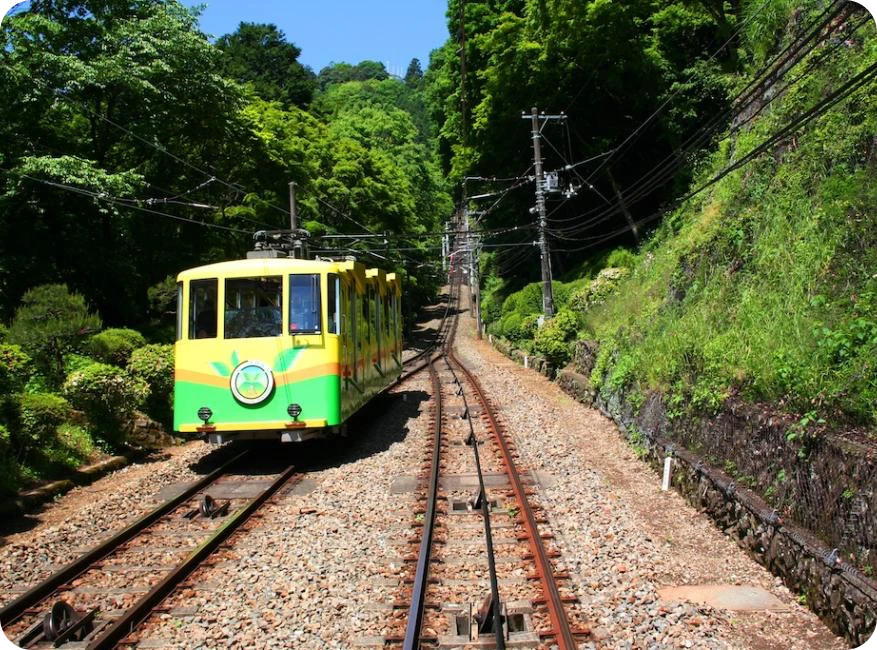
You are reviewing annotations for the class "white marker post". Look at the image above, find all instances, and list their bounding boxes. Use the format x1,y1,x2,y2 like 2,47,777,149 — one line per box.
662,456,673,491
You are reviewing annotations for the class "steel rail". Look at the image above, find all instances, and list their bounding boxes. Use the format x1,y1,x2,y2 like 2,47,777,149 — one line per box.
402,359,443,650
447,351,577,649
442,355,505,648
85,463,300,649
0,450,248,628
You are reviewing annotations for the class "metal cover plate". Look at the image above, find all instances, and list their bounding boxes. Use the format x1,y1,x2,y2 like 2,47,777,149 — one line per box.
657,584,788,611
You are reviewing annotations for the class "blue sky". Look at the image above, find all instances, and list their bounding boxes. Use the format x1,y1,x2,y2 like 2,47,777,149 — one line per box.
0,1,451,74
182,0,450,74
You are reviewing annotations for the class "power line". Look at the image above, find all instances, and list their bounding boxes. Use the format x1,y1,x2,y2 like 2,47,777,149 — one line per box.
7,170,250,234
582,0,781,186
1,60,285,229
548,2,866,240
549,56,877,251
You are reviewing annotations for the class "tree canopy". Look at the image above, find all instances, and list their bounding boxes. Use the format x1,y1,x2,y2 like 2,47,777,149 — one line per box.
215,22,317,109
0,0,450,329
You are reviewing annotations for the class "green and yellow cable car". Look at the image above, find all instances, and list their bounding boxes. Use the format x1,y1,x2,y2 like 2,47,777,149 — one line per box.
173,255,402,443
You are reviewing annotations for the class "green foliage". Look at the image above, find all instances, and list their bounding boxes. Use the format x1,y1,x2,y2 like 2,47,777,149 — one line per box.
87,328,147,367
577,10,877,427
53,422,95,461
0,423,11,455
127,344,174,427
317,61,389,91
215,22,316,108
0,344,33,395
605,248,637,270
8,284,101,387
533,309,578,368
17,392,70,450
568,268,630,316
0,0,249,324
63,362,149,442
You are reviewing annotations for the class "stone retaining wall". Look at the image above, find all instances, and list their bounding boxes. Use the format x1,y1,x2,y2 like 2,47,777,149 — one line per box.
489,335,877,645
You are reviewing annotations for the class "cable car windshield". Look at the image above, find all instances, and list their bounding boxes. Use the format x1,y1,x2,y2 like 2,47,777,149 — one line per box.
289,274,321,334
224,276,282,338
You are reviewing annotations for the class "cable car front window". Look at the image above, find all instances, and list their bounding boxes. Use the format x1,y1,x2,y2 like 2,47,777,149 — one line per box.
289,274,321,334
189,278,217,340
224,276,282,339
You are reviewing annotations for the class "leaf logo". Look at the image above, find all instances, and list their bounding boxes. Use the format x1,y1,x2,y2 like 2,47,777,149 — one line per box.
229,360,274,405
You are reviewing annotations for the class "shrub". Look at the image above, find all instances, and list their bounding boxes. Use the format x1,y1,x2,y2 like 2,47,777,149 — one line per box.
501,312,524,341
55,422,95,459
520,314,540,340
0,344,34,395
63,362,149,441
605,248,636,269
0,323,8,342
127,344,174,426
0,423,10,455
87,328,147,366
534,309,578,368
568,267,630,315
18,392,70,449
8,284,102,387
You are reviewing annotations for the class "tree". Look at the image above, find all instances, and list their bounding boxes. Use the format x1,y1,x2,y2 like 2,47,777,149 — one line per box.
0,0,249,324
215,22,317,109
404,58,424,88
7,284,102,387
317,60,389,91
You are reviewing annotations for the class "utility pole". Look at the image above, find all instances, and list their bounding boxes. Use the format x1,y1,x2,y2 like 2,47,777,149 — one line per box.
288,180,304,260
523,107,565,318
461,177,483,339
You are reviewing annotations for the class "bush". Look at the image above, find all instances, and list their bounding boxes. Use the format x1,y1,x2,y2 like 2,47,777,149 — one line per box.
568,267,630,315
0,423,11,455
18,392,71,450
500,312,524,341
0,344,34,395
534,309,578,368
8,284,102,387
0,323,8,342
127,344,174,426
605,247,636,269
87,328,147,366
55,422,95,459
63,362,149,441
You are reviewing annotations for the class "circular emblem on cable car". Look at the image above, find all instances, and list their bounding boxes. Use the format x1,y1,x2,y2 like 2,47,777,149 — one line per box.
229,360,274,405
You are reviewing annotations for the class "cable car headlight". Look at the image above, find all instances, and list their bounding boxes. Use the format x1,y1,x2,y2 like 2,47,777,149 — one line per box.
197,407,213,424
287,403,302,422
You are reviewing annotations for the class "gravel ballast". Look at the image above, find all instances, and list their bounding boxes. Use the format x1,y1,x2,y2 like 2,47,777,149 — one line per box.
0,297,851,649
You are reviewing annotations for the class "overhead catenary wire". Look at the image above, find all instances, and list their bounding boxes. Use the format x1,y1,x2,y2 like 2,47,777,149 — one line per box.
544,0,854,233
549,56,877,252
547,2,867,240
1,61,286,229
10,171,251,234
582,0,789,187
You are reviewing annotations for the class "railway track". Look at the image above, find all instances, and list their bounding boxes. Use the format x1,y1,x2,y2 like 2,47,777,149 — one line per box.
0,451,302,649
383,279,591,648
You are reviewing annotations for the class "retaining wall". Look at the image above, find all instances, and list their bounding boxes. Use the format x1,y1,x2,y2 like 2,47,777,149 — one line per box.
489,335,877,645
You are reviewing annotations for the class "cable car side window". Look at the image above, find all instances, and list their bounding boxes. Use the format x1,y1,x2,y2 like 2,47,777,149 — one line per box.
289,274,321,334
176,282,183,341
224,276,282,339
327,273,340,335
189,278,218,340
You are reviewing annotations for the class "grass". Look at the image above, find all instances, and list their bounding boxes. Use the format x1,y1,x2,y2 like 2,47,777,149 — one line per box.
482,15,877,432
